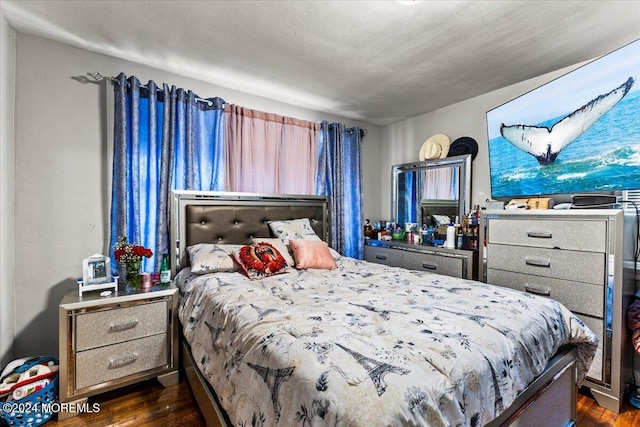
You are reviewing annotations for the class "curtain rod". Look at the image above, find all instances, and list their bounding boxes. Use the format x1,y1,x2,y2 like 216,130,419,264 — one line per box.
86,72,221,107
88,72,367,138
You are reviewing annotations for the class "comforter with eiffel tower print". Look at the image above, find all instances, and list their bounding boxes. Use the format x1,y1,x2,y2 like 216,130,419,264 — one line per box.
177,256,597,427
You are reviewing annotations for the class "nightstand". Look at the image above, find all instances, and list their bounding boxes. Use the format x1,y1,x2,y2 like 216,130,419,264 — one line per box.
58,284,179,419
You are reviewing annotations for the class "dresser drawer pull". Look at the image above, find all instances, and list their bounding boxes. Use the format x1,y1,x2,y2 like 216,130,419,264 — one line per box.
524,286,551,297
525,258,551,268
422,263,437,270
375,255,387,260
109,353,139,369
527,231,552,239
108,320,139,332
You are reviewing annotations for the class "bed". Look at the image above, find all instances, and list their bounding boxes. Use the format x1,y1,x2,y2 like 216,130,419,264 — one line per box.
170,190,598,427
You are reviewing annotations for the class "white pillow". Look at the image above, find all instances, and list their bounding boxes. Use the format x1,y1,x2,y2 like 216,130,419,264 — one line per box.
327,247,342,261
268,218,321,244
433,214,452,227
268,218,342,260
186,243,243,274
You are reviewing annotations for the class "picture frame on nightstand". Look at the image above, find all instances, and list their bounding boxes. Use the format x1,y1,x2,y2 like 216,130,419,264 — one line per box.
83,254,111,285
79,254,117,296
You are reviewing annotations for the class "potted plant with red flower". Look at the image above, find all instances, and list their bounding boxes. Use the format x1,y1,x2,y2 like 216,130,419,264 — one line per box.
113,237,152,290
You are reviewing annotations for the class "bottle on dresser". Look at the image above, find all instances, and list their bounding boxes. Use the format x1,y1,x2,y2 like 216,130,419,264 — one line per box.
160,254,171,286
445,220,456,249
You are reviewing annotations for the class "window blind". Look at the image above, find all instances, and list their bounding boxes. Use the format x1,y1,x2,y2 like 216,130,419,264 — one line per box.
622,190,640,212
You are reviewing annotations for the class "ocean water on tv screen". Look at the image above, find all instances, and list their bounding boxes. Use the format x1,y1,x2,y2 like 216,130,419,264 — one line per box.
489,90,640,198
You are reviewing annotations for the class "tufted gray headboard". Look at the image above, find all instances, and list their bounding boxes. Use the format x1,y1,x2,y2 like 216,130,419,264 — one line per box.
171,190,329,274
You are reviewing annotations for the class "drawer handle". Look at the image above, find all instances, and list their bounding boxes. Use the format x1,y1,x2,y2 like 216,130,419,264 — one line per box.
109,353,138,369
525,285,551,296
527,231,552,238
109,320,139,332
375,255,387,260
422,263,437,270
525,258,551,268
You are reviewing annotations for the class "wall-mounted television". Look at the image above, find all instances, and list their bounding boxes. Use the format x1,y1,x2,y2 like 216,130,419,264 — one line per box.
486,39,640,199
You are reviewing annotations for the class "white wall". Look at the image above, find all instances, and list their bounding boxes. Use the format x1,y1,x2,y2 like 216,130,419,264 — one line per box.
11,34,381,358
0,11,16,367
379,65,584,219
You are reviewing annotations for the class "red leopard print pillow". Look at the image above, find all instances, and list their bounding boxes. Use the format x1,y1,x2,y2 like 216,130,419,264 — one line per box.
232,242,290,280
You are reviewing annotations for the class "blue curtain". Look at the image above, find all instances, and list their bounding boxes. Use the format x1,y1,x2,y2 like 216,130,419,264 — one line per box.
110,73,226,273
398,171,420,225
317,121,364,259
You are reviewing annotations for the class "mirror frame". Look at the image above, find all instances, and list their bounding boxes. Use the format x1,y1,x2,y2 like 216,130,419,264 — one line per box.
391,154,472,225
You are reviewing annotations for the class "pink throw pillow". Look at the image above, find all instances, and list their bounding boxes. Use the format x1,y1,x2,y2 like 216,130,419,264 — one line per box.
289,239,337,270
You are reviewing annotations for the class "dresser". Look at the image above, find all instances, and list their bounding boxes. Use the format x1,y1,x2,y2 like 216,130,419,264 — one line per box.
364,240,476,279
58,285,179,419
479,209,633,412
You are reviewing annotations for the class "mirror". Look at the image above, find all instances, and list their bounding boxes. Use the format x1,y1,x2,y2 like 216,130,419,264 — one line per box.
392,154,471,227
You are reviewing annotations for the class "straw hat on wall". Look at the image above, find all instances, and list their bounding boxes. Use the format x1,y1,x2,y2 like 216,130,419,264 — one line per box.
419,134,450,160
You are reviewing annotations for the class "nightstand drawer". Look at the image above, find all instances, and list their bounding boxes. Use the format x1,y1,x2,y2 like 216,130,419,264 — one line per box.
486,268,604,317
364,245,403,267
488,219,606,252
486,244,605,286
75,333,167,390
404,251,464,278
76,301,167,351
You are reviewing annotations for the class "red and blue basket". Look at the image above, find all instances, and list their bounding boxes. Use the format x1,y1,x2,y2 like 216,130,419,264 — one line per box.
0,357,58,427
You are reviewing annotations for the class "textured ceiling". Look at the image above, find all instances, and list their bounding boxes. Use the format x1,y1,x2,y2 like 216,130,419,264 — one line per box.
2,1,640,126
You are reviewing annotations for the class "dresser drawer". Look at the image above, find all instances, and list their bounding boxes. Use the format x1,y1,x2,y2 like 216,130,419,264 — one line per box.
487,219,606,252
404,251,465,278
75,333,168,390
486,269,604,317
364,245,403,267
76,301,168,351
486,244,605,286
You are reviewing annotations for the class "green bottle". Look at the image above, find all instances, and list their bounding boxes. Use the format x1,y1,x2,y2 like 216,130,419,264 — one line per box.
160,254,171,286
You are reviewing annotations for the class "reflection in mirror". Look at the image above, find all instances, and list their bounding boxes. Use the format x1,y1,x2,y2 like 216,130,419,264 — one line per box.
392,155,471,227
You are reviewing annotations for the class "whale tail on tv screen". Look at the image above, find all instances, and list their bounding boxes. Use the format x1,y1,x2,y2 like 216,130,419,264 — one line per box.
500,76,635,165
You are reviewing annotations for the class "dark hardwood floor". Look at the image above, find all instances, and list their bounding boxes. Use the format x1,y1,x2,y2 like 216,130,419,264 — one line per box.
47,374,640,426
576,388,640,427
48,374,205,427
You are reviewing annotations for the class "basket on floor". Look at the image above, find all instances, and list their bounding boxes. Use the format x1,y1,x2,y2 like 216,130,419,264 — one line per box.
0,357,58,427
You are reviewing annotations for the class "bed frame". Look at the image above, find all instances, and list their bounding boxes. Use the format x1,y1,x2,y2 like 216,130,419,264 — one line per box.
171,190,579,427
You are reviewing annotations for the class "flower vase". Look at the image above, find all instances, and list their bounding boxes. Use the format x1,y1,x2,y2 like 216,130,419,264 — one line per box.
125,259,142,291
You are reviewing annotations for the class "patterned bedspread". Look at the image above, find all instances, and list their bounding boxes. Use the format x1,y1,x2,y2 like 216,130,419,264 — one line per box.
177,257,597,427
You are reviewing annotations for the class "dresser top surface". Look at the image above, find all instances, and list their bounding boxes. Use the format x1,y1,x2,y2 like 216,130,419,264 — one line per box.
482,208,623,219
365,239,474,255
61,284,177,310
